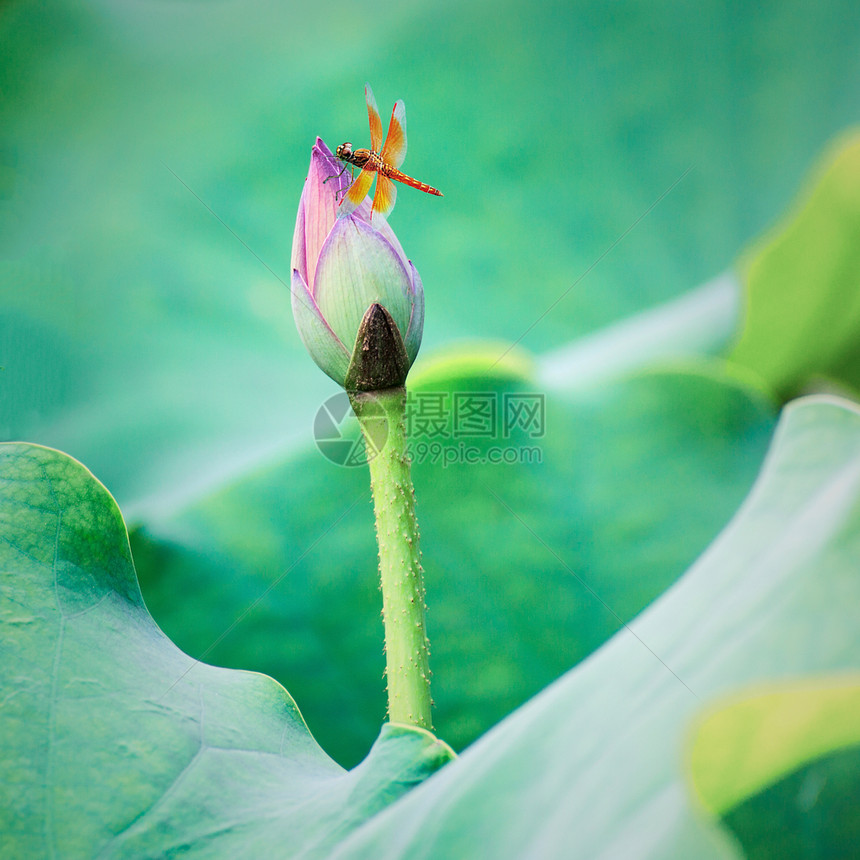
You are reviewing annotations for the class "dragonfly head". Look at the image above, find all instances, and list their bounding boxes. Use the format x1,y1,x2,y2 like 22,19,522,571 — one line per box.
335,142,353,162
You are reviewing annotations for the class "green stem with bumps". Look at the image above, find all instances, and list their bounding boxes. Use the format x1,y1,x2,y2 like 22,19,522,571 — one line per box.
350,386,432,729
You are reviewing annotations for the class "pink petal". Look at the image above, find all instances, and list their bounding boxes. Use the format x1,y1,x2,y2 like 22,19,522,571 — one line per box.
291,138,351,296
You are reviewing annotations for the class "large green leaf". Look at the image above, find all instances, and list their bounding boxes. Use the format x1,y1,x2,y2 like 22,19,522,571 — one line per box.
730,132,860,397
689,677,860,817
132,347,776,766
0,443,453,858
688,677,860,857
325,396,860,858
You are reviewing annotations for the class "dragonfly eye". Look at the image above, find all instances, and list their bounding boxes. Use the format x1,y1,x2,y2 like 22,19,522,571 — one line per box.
336,142,352,160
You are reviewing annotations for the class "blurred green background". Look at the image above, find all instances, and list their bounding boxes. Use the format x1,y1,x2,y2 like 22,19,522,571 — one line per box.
3,0,860,769
3,0,859,510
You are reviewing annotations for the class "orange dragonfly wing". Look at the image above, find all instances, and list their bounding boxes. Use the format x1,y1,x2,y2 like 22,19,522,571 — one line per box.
338,167,375,217
365,84,383,153
372,173,397,221
379,99,407,169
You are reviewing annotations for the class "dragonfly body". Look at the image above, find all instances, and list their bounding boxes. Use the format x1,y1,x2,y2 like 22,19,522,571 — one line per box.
336,143,443,197
335,85,442,221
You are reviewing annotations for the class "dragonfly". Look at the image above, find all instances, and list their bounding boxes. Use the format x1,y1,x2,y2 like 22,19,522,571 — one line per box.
334,83,442,221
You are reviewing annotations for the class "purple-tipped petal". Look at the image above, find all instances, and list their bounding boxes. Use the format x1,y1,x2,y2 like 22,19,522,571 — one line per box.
291,267,351,385
291,138,351,294
313,215,413,354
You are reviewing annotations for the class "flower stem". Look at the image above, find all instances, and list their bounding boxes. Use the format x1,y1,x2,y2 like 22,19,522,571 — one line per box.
350,387,432,729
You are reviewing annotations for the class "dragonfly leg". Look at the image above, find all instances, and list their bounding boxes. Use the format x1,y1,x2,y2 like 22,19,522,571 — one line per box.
333,167,356,203
323,163,349,186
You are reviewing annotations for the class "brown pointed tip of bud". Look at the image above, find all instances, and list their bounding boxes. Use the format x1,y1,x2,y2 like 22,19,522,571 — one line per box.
344,303,411,392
